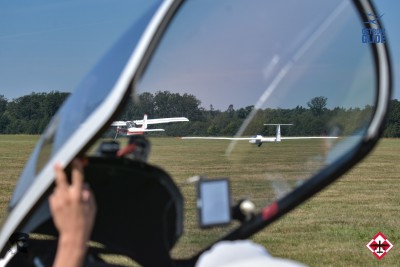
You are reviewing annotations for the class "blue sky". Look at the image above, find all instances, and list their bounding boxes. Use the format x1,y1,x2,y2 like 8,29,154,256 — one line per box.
137,0,393,109
375,0,400,99
0,0,157,98
0,0,399,108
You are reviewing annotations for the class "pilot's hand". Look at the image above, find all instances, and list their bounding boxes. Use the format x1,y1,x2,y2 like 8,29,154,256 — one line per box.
49,159,97,267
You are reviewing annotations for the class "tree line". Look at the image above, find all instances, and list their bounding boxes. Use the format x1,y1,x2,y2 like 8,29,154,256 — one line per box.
1,91,400,137
0,92,69,134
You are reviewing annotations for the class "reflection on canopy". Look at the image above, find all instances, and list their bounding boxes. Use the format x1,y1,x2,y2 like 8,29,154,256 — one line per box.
126,0,376,257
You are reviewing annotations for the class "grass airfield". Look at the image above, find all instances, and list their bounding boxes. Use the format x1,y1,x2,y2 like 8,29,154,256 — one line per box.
0,135,399,266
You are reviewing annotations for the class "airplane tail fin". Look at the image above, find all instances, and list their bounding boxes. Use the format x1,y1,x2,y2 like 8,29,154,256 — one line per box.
276,125,281,142
264,124,293,142
142,114,148,130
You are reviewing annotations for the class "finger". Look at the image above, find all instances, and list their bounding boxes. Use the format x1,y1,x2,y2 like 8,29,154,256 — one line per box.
85,190,97,212
49,193,61,213
71,159,84,194
54,163,68,190
81,188,91,202
48,193,55,208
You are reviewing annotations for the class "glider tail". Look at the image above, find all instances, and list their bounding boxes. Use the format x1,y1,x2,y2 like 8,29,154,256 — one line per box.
276,125,281,142
264,124,293,142
142,114,148,130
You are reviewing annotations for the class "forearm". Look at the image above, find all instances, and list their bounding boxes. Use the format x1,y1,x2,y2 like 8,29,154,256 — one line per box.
51,160,96,267
53,235,87,267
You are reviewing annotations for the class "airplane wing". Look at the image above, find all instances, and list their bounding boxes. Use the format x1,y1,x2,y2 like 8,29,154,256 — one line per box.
128,128,165,133
134,117,189,125
181,137,256,140
111,121,128,126
182,136,338,142
112,117,189,127
281,136,338,140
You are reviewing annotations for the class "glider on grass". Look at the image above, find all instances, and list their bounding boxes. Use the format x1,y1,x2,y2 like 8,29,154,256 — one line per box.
182,124,338,147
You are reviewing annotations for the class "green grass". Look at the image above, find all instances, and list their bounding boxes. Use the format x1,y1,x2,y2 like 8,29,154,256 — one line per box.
0,135,38,221
252,139,400,267
0,135,399,266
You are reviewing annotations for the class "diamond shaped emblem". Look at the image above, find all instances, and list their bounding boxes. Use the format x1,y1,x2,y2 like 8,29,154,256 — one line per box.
366,232,393,260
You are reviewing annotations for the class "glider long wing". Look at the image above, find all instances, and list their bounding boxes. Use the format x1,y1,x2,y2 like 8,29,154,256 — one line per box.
281,136,338,140
181,137,256,140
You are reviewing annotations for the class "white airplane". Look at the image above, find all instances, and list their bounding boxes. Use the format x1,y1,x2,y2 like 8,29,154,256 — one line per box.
182,124,338,147
112,114,189,137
